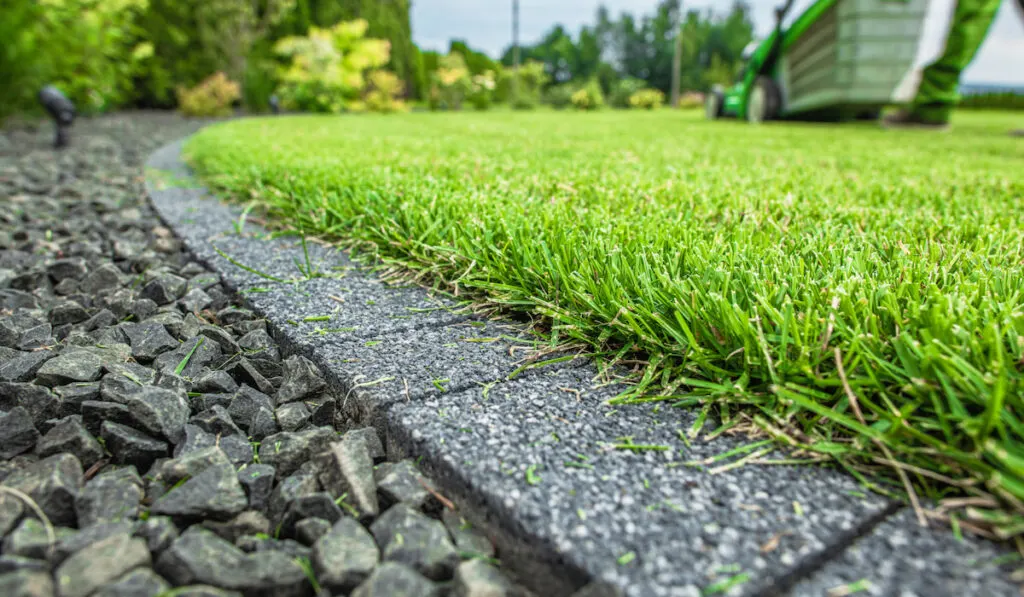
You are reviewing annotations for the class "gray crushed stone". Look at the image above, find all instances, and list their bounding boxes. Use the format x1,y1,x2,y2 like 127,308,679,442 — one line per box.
0,115,526,597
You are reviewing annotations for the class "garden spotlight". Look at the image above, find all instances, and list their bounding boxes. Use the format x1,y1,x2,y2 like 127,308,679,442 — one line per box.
269,94,281,115
38,85,76,149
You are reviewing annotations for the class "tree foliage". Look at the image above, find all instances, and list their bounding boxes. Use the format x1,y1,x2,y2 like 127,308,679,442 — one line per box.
2,0,154,116
272,19,391,113
501,0,754,96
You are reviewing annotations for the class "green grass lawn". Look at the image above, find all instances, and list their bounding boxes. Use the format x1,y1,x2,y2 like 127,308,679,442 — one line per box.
185,109,1024,538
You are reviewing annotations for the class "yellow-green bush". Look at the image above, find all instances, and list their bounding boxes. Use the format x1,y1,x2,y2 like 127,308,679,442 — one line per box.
679,91,705,109
176,72,240,117
365,70,407,113
273,19,390,114
628,88,665,110
570,80,604,111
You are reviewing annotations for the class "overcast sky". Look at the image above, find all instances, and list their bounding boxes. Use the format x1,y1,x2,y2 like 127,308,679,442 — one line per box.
412,0,1024,85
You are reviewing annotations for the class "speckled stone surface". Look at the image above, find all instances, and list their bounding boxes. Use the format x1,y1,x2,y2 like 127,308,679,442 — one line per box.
787,509,1022,597
145,138,1021,597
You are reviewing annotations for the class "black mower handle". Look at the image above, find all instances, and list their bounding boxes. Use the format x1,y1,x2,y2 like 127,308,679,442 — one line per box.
775,0,797,27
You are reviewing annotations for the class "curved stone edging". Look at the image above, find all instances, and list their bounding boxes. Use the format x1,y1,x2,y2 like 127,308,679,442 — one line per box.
145,135,1020,597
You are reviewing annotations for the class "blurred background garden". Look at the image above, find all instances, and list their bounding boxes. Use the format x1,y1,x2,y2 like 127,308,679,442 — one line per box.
3,0,1022,123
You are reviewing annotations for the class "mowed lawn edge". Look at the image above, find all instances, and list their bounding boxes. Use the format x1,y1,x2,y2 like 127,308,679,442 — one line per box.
183,109,1024,541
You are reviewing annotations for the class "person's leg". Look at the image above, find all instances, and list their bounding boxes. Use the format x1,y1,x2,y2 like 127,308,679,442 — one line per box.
885,0,1002,128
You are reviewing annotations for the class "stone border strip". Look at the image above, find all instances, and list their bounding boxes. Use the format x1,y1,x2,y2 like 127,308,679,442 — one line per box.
146,137,1019,597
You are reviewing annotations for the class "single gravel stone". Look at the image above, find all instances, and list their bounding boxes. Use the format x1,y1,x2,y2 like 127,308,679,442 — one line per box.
51,521,134,566
153,337,221,380
18,324,54,351
1,382,62,426
159,446,230,485
130,299,157,321
80,264,122,294
36,417,103,469
123,386,189,444
82,309,117,333
0,289,38,310
0,406,40,458
190,405,243,437
237,329,279,361
224,359,275,397
54,533,151,597
180,288,212,313
316,437,379,519
278,492,342,539
249,407,277,442
91,567,170,597
0,493,26,536
0,351,56,383
75,469,143,527
192,392,233,413
442,510,496,560
202,511,270,545
3,518,70,559
140,274,187,305
134,515,178,555
192,370,237,394
124,322,178,362
0,570,55,597
258,427,335,478
453,559,514,597
371,504,459,581
156,526,306,596
55,383,99,417
229,386,274,428
197,325,240,356
82,401,132,435
150,458,247,521
101,421,168,471
35,350,103,387
275,402,310,432
307,396,335,428
313,517,380,593
49,302,90,326
351,562,440,597
1,453,83,526
276,355,326,403
375,460,434,509
346,427,385,462
267,469,320,523
294,518,331,546
47,259,88,283
215,307,253,326
237,464,275,512
174,426,252,467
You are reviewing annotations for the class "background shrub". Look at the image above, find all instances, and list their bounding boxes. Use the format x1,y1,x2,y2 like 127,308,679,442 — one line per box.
176,72,241,117
544,84,575,110
272,19,391,114
365,70,407,113
609,77,647,109
629,88,665,110
571,80,605,111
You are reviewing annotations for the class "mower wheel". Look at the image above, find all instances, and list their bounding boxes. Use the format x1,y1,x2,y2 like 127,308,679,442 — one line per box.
705,90,724,120
747,76,781,124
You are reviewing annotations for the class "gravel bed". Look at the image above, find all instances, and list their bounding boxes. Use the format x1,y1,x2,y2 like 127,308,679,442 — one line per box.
0,114,528,597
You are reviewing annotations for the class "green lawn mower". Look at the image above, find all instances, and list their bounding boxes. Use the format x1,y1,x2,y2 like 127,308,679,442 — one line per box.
706,0,929,123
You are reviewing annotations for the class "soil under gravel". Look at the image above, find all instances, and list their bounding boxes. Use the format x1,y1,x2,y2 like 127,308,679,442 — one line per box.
0,113,530,597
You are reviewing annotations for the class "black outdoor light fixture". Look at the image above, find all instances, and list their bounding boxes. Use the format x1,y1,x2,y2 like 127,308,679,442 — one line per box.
269,94,281,115
38,85,76,149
